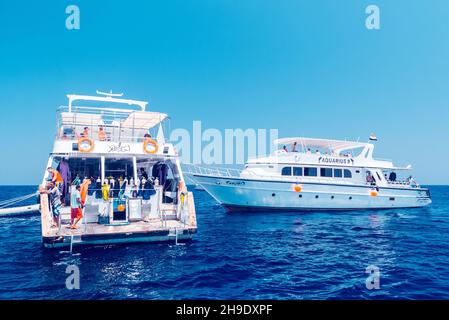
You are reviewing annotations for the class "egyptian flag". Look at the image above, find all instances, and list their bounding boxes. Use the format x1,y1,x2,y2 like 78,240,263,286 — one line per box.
369,133,378,141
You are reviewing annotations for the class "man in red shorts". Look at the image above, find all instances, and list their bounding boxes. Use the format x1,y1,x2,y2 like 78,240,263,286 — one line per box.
70,184,83,229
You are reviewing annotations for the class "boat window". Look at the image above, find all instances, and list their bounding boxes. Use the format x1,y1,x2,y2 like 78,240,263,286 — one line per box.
334,168,342,178
293,167,303,176
105,158,135,181
304,167,317,177
67,157,101,181
281,167,292,176
344,169,352,178
320,168,333,177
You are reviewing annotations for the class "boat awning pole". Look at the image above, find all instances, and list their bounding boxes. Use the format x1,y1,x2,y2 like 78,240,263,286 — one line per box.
101,156,105,183
133,157,138,183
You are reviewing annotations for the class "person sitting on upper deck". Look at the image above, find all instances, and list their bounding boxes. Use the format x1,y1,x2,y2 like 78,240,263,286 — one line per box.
315,149,320,155
80,127,89,138
306,148,311,154
98,127,107,141
291,142,298,152
282,145,288,153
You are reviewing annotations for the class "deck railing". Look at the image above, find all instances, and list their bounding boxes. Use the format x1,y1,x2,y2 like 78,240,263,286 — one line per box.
182,164,242,178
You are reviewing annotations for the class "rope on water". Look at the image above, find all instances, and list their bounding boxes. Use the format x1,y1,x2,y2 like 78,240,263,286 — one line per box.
0,192,38,209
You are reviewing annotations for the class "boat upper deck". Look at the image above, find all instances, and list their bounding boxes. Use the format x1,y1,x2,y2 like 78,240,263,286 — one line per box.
56,92,168,145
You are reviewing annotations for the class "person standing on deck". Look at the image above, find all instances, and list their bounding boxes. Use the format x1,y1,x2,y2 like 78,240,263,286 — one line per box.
47,167,64,192
70,184,83,229
40,182,62,228
291,141,298,152
57,158,71,205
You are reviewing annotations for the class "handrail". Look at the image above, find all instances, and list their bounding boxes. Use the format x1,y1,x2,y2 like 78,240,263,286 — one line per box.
67,94,148,112
182,164,242,178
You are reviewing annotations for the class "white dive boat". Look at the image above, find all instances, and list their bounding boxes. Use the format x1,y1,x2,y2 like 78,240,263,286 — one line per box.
185,136,431,211
39,92,196,248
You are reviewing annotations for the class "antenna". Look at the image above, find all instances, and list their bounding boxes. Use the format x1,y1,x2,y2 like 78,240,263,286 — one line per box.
96,90,124,97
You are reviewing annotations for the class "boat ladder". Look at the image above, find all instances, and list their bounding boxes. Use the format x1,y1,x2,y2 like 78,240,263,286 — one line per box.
168,228,183,245
69,235,83,253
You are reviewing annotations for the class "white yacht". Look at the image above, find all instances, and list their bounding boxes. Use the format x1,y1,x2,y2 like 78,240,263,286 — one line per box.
39,91,197,248
185,137,431,211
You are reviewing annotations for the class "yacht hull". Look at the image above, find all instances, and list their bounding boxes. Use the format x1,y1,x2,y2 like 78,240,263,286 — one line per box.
193,175,432,211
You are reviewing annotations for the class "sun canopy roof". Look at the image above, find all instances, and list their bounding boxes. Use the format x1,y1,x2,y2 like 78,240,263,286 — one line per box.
274,137,368,152
121,111,168,130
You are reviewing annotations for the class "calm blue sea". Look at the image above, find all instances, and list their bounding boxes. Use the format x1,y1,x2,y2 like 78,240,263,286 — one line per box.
0,185,448,300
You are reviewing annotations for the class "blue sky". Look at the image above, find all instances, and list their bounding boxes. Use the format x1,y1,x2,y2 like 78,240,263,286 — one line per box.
0,0,448,184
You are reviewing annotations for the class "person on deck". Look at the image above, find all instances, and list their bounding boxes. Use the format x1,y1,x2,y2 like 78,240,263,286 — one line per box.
366,172,375,184
98,127,107,141
70,184,83,229
80,127,89,138
291,142,298,152
283,145,288,152
389,172,397,182
47,167,64,191
140,168,149,180
40,181,62,228
57,158,71,205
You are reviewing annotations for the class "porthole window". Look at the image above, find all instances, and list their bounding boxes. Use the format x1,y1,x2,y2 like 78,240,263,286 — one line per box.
349,196,352,200
315,195,319,199
299,194,303,198
272,193,276,197
331,196,335,199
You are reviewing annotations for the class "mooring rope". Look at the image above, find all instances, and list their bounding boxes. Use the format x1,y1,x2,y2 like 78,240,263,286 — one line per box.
0,192,38,209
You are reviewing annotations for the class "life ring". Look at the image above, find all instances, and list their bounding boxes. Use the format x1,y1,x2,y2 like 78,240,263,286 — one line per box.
293,184,302,193
143,138,158,154
78,138,95,153
370,190,378,197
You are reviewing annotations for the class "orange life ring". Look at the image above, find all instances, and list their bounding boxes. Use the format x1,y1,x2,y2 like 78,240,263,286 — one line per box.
370,190,378,197
143,138,158,154
78,138,95,153
294,185,302,193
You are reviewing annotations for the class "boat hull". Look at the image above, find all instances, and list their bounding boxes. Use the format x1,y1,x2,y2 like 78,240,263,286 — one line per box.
193,175,432,211
42,228,197,249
